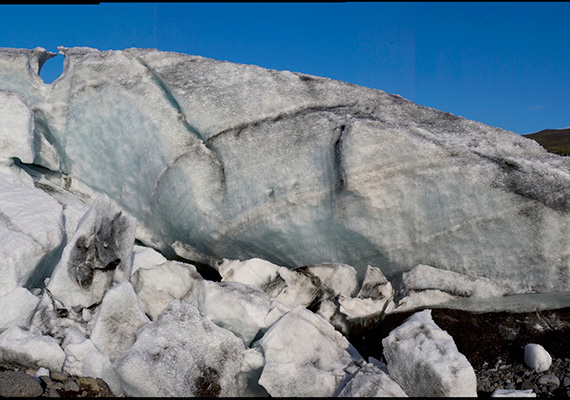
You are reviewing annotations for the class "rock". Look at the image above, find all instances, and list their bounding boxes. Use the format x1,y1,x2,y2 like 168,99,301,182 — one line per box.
40,375,54,386
50,371,68,381
78,377,101,392
382,309,477,397
563,375,570,387
521,379,537,391
537,374,560,388
63,377,80,391
525,344,552,373
0,370,44,397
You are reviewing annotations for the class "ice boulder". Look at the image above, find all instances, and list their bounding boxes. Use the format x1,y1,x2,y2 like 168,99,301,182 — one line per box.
0,326,66,371
337,359,407,397
491,388,537,397
394,264,515,311
257,305,358,397
0,287,41,333
131,259,202,320
62,329,123,396
114,299,245,397
219,258,396,335
382,309,477,397
524,343,552,373
130,244,167,276
183,279,272,346
89,281,150,362
338,264,395,321
0,173,64,297
47,194,137,308
1,47,569,296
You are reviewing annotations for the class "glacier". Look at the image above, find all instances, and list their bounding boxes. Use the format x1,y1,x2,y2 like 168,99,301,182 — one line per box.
0,46,568,294
0,45,569,397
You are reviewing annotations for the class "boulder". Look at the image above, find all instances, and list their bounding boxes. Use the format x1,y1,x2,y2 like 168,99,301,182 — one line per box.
382,309,477,397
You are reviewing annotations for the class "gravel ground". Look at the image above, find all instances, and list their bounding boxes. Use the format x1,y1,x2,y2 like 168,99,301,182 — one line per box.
0,362,114,397
475,357,570,397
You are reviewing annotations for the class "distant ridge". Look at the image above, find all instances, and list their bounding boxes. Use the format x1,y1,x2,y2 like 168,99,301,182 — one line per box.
524,128,570,156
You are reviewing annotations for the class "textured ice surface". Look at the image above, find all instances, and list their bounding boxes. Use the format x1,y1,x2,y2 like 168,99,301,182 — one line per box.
0,90,34,167
130,244,167,276
47,194,137,308
258,305,358,397
0,46,569,295
0,326,66,371
62,333,123,396
337,360,407,397
131,260,202,320
183,280,272,346
0,173,64,296
0,287,41,333
218,258,382,334
114,299,244,397
394,263,515,311
89,281,149,362
491,389,537,397
382,309,478,397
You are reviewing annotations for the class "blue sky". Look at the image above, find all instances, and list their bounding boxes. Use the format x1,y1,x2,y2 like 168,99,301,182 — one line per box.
1,2,569,135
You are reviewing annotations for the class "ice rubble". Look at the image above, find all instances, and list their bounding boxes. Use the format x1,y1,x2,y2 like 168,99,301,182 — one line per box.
0,194,546,397
0,46,568,294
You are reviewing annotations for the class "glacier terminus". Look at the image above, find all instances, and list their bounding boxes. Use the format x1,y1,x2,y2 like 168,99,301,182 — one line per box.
0,46,569,397
0,46,568,292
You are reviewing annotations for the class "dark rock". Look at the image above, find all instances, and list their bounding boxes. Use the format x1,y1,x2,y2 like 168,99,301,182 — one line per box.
520,379,536,391
0,370,44,397
63,378,80,392
50,371,68,382
538,373,560,388
78,376,101,392
39,375,54,386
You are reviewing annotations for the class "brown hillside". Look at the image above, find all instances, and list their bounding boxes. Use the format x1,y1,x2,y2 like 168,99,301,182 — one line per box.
524,128,570,156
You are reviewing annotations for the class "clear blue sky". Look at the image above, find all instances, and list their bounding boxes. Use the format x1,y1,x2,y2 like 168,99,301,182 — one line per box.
1,2,569,135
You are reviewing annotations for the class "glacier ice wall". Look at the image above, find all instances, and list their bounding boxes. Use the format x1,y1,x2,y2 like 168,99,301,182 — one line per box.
0,46,569,292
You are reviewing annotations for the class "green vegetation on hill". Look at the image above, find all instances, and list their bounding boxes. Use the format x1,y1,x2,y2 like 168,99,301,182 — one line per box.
524,128,570,156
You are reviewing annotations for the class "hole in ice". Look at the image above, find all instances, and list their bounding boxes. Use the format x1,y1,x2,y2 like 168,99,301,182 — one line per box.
39,52,64,84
